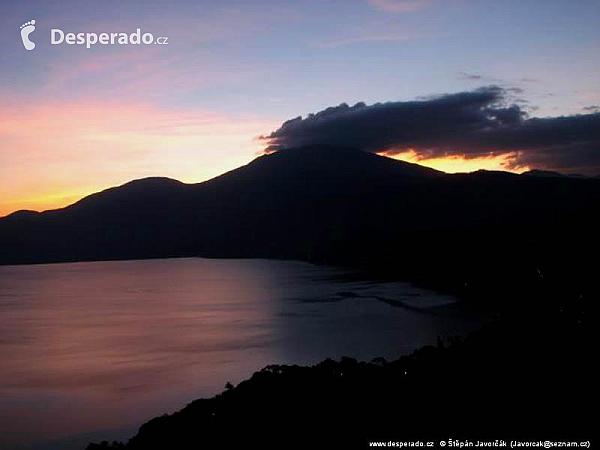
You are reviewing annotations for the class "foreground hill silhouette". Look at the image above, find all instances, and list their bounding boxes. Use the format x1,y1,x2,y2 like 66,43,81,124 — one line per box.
1,146,599,305
86,300,593,449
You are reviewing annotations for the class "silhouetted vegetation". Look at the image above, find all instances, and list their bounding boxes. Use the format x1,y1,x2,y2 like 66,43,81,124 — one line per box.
86,289,593,449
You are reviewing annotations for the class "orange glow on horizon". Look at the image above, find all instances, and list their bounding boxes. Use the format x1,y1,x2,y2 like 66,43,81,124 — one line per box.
384,150,529,174
0,98,277,217
1,96,531,218
0,189,95,217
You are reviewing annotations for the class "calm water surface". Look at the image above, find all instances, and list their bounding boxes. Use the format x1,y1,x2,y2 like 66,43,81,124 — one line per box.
0,258,488,449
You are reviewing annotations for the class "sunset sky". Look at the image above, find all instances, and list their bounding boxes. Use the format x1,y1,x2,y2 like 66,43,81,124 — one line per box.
1,0,599,216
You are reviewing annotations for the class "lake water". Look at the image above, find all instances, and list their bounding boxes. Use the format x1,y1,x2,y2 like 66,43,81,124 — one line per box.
0,258,488,449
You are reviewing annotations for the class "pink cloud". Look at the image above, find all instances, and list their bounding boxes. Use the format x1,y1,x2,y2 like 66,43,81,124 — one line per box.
41,47,184,99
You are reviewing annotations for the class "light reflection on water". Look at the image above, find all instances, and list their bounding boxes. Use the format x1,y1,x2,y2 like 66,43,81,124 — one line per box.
0,258,487,449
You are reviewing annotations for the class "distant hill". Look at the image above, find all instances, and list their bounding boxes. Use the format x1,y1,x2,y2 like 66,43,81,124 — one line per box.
1,146,599,303
522,169,590,178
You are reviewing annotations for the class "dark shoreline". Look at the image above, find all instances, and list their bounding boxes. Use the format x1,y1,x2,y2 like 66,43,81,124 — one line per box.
85,278,594,449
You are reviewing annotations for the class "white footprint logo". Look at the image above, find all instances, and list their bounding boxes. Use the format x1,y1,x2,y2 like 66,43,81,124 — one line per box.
20,20,36,50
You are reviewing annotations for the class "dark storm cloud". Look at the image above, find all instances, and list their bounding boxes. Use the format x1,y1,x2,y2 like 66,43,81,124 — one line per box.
261,86,600,174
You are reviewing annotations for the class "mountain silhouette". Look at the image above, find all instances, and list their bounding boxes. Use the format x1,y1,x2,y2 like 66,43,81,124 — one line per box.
1,145,599,303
